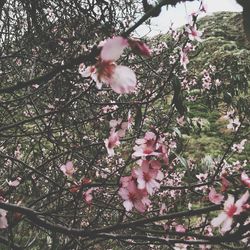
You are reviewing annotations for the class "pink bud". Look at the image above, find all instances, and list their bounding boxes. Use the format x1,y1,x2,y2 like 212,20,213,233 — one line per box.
128,39,151,57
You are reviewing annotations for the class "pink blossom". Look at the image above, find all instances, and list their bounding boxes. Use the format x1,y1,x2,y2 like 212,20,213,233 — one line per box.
231,139,247,153
60,161,76,177
104,128,120,156
118,179,150,213
208,188,224,205
132,132,159,158
215,79,221,87
196,173,208,182
227,118,241,131
128,38,151,57
241,172,250,188
133,160,163,195
175,224,186,233
109,114,132,138
6,177,21,187
120,176,133,188
211,191,249,233
186,25,203,42
79,36,137,94
0,209,8,229
176,116,186,127
83,188,93,205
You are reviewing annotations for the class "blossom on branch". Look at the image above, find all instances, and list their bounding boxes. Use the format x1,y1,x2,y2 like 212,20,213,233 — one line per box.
79,36,137,94
133,160,163,195
211,191,249,233
60,161,76,177
185,25,203,42
208,188,224,205
118,178,150,213
6,177,21,187
132,131,159,158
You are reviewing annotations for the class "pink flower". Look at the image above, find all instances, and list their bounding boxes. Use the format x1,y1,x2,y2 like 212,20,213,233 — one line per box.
185,25,203,42
177,116,186,127
208,188,224,205
109,114,132,138
60,161,76,177
133,160,164,195
196,173,208,182
6,177,21,187
83,188,93,205
241,172,250,188
211,191,249,233
227,118,241,131
79,36,137,94
132,132,159,158
104,128,120,156
118,179,150,213
175,224,186,233
128,38,151,57
0,209,8,229
231,139,247,153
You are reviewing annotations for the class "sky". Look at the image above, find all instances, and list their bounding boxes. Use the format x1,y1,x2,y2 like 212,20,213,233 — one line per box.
136,0,242,37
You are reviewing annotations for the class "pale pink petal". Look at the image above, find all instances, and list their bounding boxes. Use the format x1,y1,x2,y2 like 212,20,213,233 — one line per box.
123,200,133,211
224,195,235,210
118,187,129,200
108,65,136,94
7,177,21,187
134,200,146,213
135,139,145,145
221,217,233,233
241,172,250,188
101,36,128,61
211,212,227,228
235,191,249,214
137,178,146,190
156,170,164,181
79,65,96,78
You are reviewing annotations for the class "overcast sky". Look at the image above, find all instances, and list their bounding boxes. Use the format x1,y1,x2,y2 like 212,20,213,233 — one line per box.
136,0,242,37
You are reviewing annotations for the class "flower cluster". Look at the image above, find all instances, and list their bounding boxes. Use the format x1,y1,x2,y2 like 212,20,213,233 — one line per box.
119,131,169,212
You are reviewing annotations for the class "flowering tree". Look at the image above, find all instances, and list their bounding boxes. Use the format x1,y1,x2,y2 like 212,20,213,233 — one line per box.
0,0,249,249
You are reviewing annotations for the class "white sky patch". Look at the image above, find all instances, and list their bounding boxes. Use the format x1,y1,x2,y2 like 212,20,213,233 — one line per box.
136,0,242,37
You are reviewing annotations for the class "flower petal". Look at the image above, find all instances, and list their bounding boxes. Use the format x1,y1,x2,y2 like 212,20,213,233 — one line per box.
211,212,227,228
108,65,136,94
101,36,128,61
123,200,133,211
